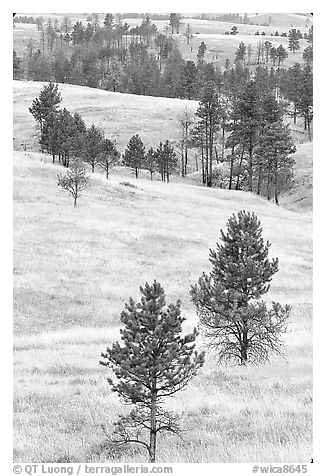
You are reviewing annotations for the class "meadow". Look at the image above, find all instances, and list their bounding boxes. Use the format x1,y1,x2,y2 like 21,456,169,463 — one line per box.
13,148,312,462
13,80,198,152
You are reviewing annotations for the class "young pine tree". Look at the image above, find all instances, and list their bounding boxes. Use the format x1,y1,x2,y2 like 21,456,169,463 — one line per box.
190,211,290,365
123,134,146,178
98,138,120,179
100,281,205,462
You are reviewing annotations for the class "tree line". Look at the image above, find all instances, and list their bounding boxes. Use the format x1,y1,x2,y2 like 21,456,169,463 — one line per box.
13,14,312,102
29,82,179,184
30,69,312,206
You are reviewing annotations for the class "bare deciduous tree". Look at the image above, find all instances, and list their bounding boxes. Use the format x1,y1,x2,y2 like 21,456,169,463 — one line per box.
57,158,89,206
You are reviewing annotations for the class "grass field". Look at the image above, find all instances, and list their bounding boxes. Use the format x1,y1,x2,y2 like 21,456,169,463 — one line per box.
13,148,312,463
13,80,198,152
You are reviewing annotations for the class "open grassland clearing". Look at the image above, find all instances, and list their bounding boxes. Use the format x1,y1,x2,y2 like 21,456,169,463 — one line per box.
13,150,312,462
279,142,313,213
13,80,198,152
176,33,310,68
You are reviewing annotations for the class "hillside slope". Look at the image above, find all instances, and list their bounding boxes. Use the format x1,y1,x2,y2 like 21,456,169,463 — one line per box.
13,150,312,463
13,80,198,151
280,142,313,212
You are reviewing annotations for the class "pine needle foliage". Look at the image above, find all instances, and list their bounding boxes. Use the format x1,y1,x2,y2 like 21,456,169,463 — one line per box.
190,211,290,365
100,280,205,462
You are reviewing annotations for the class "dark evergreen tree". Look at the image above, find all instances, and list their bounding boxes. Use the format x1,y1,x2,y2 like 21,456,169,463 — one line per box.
29,82,62,133
169,13,182,34
276,45,288,66
98,138,120,179
82,124,104,173
191,211,290,365
255,122,296,203
123,134,146,178
229,80,262,192
297,64,313,141
302,45,313,66
143,147,157,180
196,41,207,68
194,84,224,187
288,28,300,53
13,50,23,79
235,42,246,62
155,141,177,182
180,61,197,99
100,281,205,462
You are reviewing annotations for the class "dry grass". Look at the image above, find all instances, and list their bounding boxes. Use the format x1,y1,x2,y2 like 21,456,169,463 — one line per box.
13,80,198,152
279,142,313,213
13,150,312,463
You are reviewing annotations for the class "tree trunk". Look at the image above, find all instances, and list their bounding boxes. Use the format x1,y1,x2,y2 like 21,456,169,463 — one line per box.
257,163,262,195
240,322,248,365
229,148,234,190
248,141,253,192
307,116,312,141
236,145,245,190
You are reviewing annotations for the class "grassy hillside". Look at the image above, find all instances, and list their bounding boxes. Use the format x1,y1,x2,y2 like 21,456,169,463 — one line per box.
279,142,313,212
14,150,312,462
14,80,313,214
13,80,198,152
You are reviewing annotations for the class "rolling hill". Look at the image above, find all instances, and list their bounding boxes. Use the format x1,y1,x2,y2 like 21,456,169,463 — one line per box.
14,80,313,213
13,149,312,463
13,80,198,151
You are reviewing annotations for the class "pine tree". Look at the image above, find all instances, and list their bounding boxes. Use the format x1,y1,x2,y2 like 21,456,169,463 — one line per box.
155,141,177,182
143,147,157,180
191,211,290,365
276,45,288,66
194,83,223,187
255,121,296,203
123,134,146,178
100,281,205,462
82,124,105,173
29,82,62,133
297,65,313,141
196,41,207,68
180,61,197,100
98,138,120,179
230,80,262,192
235,42,246,63
288,29,300,53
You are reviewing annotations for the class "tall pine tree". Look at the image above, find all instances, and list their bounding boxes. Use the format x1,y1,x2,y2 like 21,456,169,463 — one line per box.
100,281,204,462
191,211,289,365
